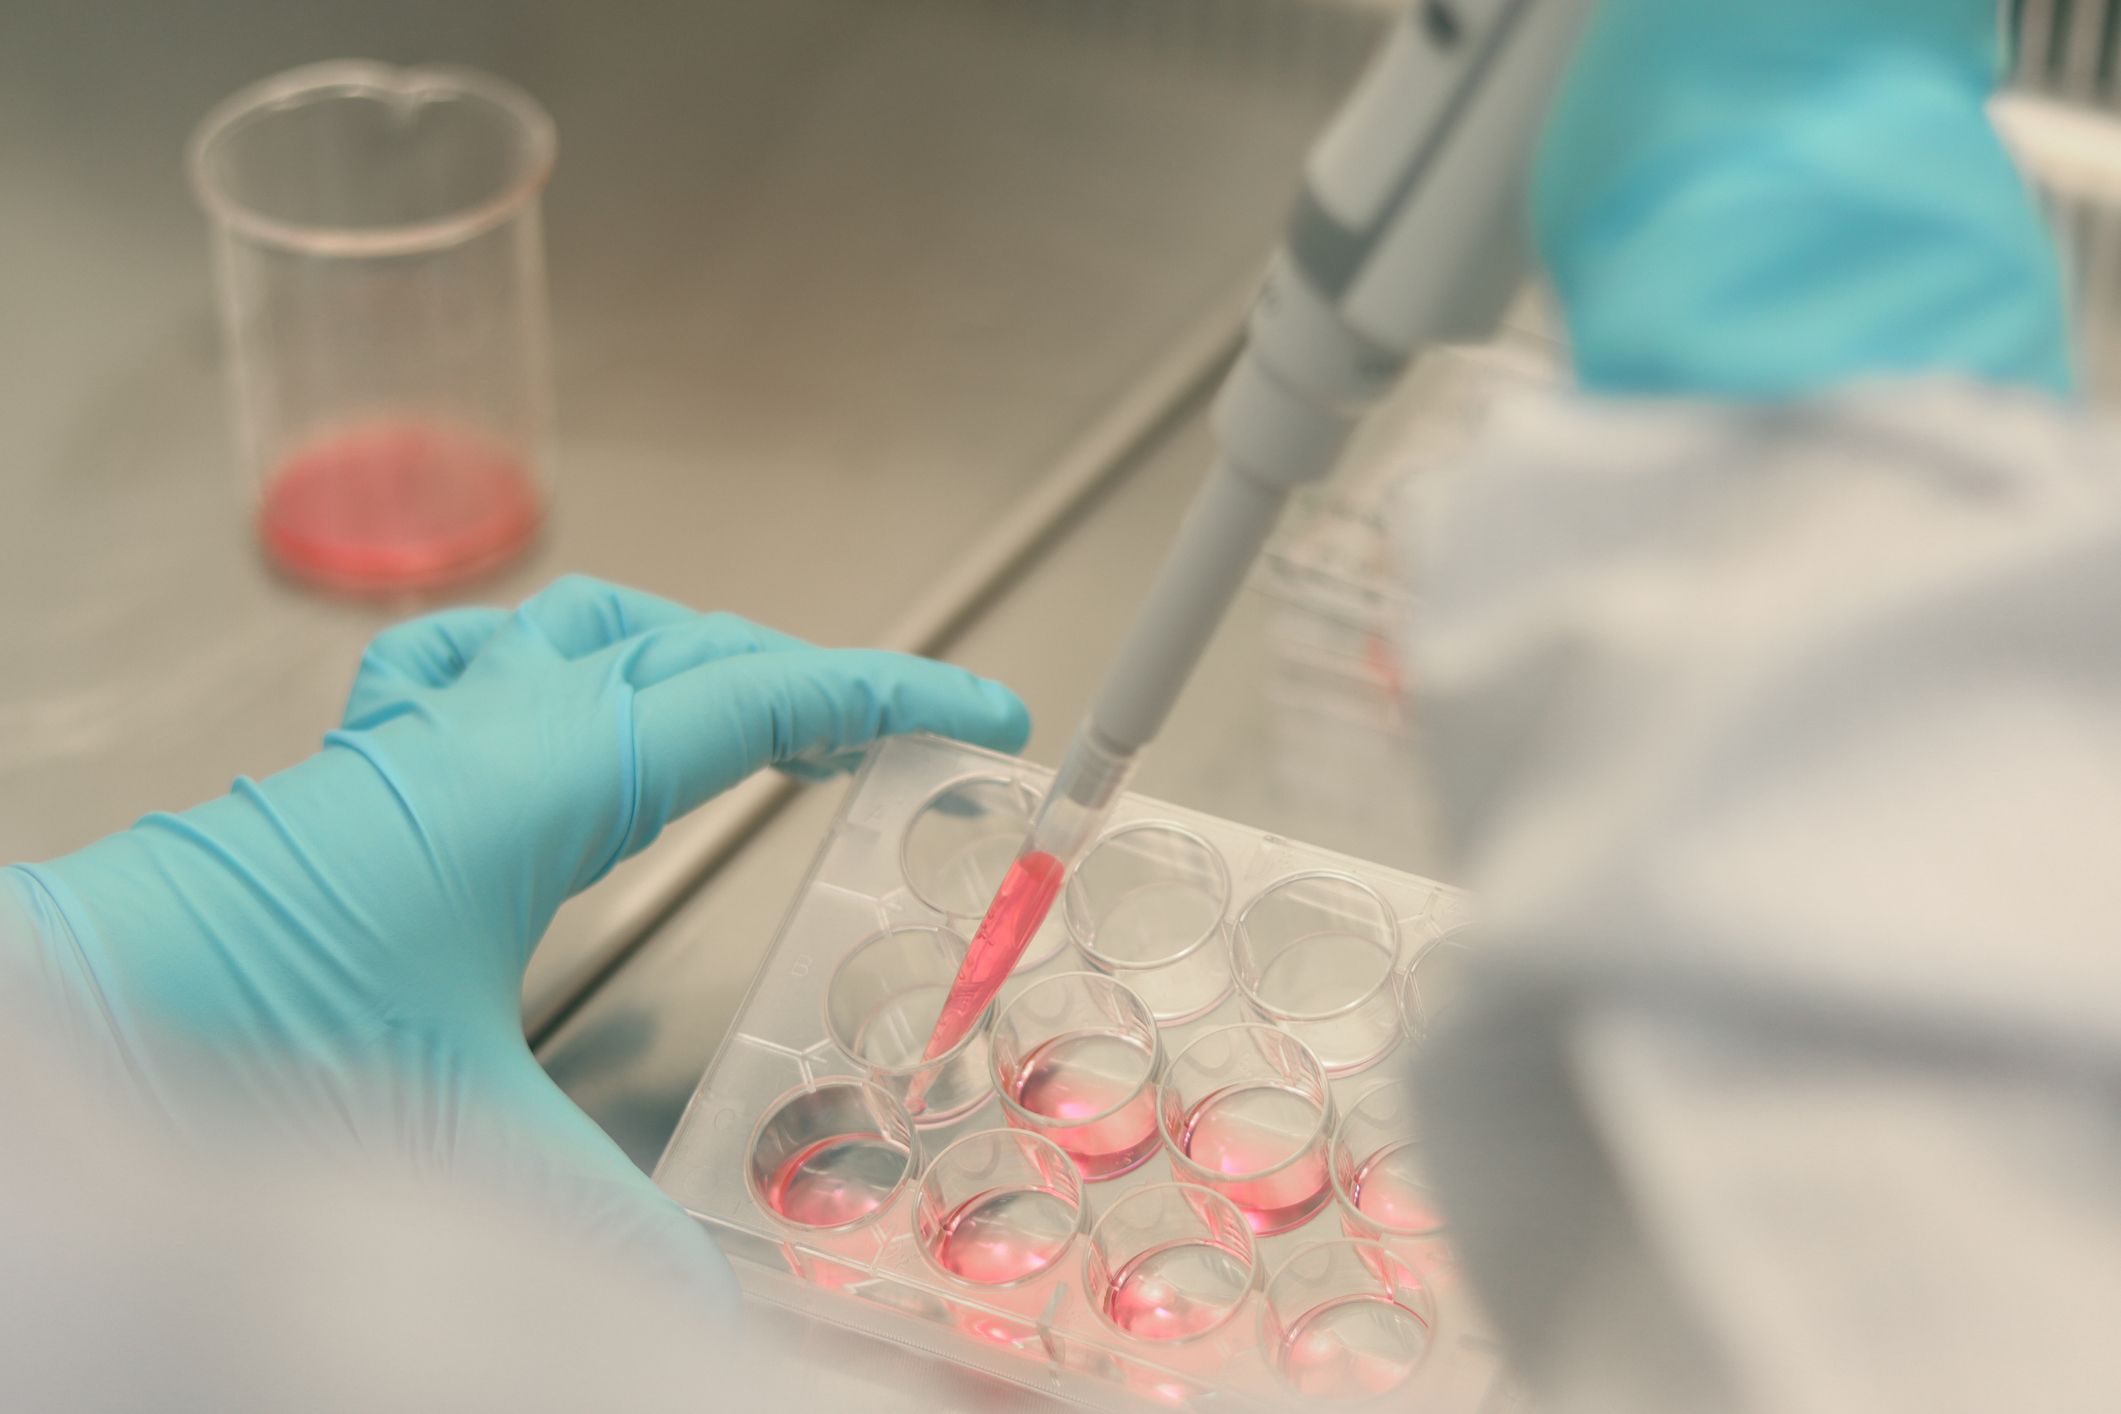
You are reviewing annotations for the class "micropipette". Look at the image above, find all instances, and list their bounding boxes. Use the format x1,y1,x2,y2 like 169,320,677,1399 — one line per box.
913,0,1594,1091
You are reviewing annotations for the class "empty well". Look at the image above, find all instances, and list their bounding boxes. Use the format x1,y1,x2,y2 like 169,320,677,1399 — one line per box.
1234,871,1401,1076
1063,822,1233,1023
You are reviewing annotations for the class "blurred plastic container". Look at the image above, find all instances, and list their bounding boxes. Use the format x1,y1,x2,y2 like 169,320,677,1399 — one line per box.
1255,333,1559,863
1261,75,2121,853
2011,0,2121,110
189,61,556,593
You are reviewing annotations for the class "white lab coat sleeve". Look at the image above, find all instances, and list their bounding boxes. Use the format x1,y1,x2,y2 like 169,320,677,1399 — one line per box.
1400,381,2121,1414
0,995,983,1413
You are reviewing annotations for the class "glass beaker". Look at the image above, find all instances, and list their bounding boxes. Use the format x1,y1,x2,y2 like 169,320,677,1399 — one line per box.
189,61,556,593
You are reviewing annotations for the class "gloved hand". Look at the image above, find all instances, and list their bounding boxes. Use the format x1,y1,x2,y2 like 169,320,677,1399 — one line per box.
1,575,1030,1307
1535,0,2073,397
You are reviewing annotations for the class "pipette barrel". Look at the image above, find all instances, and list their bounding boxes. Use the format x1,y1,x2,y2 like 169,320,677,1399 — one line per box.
911,459,1319,1089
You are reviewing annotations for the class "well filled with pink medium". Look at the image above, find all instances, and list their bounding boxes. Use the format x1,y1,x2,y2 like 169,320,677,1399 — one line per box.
1170,1082,1332,1234
1006,1032,1162,1179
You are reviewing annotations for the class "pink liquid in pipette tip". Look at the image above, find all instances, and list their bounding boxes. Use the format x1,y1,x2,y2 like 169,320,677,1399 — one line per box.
916,850,1067,1077
1007,1032,1162,1179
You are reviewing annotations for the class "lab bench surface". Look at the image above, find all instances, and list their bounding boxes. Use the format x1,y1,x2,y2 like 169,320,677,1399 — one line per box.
0,0,1380,1030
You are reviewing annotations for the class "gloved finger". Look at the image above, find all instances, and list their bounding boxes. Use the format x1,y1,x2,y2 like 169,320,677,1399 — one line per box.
358,607,511,686
515,575,683,656
610,614,815,689
1535,0,2071,398
515,575,784,660
626,650,1031,853
345,607,511,725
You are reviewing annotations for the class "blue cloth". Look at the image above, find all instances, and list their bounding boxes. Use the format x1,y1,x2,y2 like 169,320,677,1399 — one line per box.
3,576,1029,1307
1535,0,2074,398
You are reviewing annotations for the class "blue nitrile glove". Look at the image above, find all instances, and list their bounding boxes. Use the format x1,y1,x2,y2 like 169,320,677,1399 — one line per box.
1536,0,2073,397
1,575,1029,1307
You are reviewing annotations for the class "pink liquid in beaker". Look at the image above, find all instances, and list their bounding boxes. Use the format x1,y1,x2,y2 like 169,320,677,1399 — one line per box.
1175,1084,1331,1235
259,419,541,593
1007,1032,1161,1180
